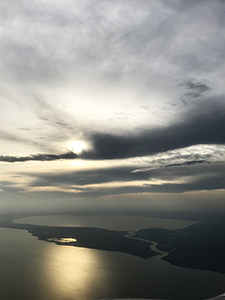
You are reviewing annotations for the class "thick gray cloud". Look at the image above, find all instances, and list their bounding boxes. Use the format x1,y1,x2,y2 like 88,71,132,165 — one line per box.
81,105,225,159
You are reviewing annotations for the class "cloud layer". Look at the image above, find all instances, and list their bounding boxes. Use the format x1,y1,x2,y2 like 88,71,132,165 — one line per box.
0,0,225,213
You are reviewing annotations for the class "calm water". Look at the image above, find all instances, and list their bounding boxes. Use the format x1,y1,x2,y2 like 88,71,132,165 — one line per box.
0,215,225,300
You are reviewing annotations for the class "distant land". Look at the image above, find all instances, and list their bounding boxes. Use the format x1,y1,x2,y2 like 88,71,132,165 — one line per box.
1,216,225,274
134,217,225,274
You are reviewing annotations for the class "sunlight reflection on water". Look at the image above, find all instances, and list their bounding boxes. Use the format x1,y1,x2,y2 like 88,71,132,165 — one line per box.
43,245,109,300
47,237,77,243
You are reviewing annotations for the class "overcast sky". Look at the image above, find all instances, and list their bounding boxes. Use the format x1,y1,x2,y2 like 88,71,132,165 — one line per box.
1,0,225,217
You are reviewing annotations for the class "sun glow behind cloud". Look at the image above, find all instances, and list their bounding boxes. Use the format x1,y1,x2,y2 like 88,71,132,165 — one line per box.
67,141,87,154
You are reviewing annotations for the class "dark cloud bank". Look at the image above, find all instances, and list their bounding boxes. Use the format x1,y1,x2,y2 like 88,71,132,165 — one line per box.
81,107,225,160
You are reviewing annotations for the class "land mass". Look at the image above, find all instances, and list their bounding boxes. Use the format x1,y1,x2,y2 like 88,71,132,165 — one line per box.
0,220,159,259
1,216,225,274
134,217,225,274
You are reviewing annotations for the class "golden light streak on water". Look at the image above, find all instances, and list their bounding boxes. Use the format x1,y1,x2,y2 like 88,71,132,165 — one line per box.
43,245,109,300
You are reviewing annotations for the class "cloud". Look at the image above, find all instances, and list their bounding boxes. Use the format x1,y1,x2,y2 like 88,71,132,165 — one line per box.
0,151,78,163
0,129,33,145
22,159,225,197
27,166,149,188
2,102,225,164
145,173,225,194
1,0,224,90
81,105,225,159
180,79,211,98
165,160,206,168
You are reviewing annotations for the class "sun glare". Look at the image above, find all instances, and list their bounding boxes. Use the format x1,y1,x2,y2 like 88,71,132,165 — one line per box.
68,141,86,154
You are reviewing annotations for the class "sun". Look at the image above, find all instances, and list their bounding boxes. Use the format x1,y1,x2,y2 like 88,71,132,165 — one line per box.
69,141,85,154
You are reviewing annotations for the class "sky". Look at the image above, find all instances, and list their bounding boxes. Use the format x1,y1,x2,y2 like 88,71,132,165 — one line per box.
0,0,225,217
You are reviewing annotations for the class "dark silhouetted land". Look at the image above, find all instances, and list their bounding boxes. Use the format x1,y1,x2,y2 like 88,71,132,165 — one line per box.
1,216,225,274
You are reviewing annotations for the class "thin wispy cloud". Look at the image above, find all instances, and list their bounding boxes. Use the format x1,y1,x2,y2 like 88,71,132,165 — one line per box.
0,152,78,163
180,79,211,98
